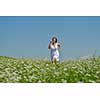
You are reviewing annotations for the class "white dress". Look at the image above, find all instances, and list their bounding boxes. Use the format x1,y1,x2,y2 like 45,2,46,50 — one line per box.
50,43,60,61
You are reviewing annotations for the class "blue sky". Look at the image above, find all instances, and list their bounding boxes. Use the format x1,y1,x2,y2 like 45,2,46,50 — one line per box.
0,16,100,60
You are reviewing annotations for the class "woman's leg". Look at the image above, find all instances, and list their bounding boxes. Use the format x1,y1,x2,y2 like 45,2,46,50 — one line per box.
51,57,57,64
51,55,59,64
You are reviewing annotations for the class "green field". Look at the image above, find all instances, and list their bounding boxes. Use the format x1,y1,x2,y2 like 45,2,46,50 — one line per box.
0,56,100,83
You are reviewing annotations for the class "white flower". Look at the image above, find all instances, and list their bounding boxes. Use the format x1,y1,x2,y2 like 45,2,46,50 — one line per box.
46,64,49,66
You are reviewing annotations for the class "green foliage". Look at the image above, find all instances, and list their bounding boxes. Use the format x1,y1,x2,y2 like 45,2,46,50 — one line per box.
0,56,100,83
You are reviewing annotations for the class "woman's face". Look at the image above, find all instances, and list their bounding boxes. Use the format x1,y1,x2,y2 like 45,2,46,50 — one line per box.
52,38,56,43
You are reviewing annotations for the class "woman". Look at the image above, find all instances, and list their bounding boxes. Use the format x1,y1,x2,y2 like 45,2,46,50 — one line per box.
48,37,61,63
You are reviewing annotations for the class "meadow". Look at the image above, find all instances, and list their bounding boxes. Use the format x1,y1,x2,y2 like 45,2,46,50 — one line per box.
0,56,100,83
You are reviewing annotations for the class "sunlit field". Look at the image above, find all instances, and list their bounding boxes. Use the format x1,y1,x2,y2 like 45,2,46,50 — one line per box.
0,56,100,83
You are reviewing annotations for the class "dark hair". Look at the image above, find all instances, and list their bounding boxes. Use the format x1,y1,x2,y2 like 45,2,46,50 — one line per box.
52,37,57,43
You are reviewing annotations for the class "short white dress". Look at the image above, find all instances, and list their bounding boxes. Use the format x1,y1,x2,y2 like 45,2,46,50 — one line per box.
50,43,60,61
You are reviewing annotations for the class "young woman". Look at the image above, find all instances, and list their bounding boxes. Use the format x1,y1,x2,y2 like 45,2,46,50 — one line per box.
48,37,61,63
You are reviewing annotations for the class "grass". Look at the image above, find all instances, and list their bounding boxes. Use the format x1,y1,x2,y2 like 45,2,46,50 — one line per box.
0,56,100,83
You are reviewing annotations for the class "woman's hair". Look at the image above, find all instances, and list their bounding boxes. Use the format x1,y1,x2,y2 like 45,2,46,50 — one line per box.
52,37,57,43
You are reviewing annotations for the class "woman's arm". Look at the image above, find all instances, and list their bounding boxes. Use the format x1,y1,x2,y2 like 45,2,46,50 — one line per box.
48,44,50,49
48,41,52,49
58,43,61,48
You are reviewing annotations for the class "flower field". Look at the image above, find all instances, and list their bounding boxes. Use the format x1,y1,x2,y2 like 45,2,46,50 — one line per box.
0,56,100,83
